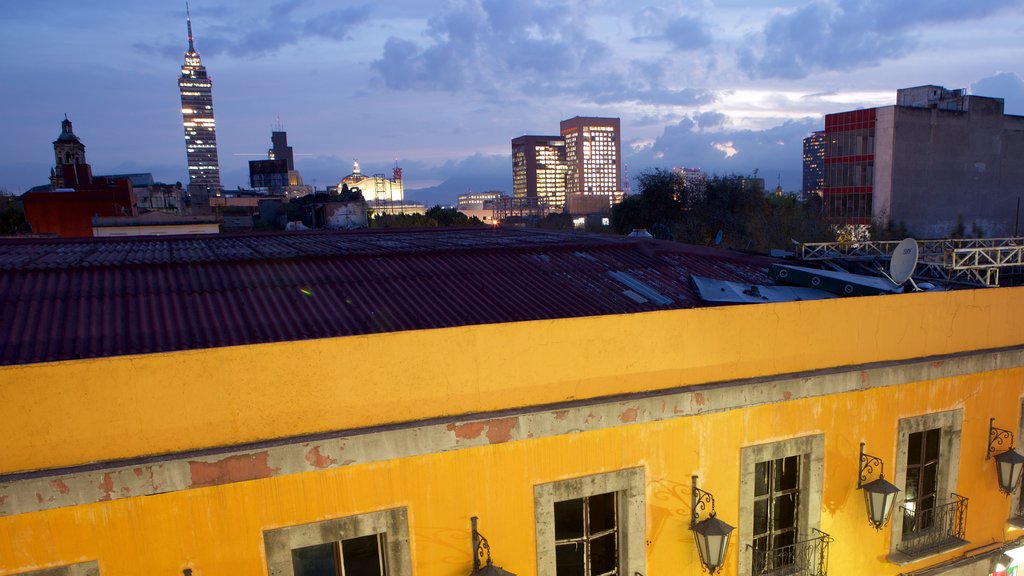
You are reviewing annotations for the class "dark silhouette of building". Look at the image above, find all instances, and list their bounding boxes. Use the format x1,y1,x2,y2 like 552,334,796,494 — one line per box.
23,118,134,237
178,5,222,207
802,130,825,198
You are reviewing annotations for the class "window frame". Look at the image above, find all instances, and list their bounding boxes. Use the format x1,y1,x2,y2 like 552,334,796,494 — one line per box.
534,467,645,576
263,507,411,576
887,409,964,562
739,434,824,576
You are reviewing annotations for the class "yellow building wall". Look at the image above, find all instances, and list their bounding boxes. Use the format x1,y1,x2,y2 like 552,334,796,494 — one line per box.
1,287,1023,476
1,366,1022,575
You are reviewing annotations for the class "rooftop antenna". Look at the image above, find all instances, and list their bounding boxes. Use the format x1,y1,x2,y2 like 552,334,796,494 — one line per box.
881,237,920,291
185,2,195,52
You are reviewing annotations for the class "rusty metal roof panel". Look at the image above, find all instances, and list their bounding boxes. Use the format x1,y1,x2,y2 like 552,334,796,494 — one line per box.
0,228,777,366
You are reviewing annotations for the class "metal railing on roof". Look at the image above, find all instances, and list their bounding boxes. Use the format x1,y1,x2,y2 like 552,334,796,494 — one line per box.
797,237,1024,287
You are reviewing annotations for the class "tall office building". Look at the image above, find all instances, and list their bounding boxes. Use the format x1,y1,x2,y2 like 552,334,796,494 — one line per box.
560,117,621,202
178,7,222,203
823,85,1024,236
802,130,825,198
511,135,568,210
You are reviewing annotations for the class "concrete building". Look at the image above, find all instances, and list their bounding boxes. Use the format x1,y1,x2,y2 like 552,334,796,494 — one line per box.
178,6,222,206
249,130,312,198
561,116,623,212
823,85,1024,236
512,135,568,210
2,229,1024,576
802,130,825,198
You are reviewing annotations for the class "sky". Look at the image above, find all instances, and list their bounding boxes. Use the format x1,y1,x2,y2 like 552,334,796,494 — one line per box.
3,0,1024,204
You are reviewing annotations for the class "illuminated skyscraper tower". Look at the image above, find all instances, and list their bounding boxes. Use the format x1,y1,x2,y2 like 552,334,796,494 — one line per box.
178,5,222,203
560,116,621,200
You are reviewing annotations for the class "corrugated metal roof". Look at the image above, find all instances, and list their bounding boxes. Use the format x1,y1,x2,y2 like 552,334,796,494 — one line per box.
0,228,774,366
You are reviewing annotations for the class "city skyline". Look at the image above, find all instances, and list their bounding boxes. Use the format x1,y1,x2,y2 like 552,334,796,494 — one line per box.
3,0,1024,202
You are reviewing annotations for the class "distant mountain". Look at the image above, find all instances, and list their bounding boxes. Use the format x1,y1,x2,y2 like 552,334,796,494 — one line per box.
405,175,511,208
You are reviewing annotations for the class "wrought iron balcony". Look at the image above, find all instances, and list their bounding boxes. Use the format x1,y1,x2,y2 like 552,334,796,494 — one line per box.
897,493,968,557
749,528,833,576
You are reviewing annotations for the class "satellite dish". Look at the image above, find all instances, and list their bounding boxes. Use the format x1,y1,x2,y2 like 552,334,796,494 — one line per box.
889,238,918,284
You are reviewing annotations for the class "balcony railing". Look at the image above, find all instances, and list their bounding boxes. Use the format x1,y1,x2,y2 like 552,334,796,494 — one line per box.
749,528,833,576
897,493,968,557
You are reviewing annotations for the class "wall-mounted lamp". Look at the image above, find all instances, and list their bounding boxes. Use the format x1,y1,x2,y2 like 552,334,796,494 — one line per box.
988,418,1024,495
691,475,734,574
470,516,516,576
858,442,900,530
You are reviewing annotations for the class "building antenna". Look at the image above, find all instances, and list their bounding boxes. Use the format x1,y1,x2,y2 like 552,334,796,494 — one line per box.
186,2,195,52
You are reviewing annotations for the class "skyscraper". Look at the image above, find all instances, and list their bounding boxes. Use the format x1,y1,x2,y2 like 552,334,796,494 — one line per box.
178,6,222,204
511,135,568,210
560,117,621,201
802,130,825,198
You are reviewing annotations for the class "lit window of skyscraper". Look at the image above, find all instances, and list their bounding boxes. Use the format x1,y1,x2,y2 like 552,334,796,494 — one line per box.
560,117,621,201
511,135,568,210
178,6,222,199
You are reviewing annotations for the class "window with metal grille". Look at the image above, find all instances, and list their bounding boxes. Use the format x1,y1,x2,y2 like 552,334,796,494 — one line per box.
902,428,941,539
554,491,618,576
292,534,388,576
752,455,800,572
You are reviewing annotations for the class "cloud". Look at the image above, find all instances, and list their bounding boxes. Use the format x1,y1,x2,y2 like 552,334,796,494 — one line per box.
372,0,604,93
739,0,1023,79
971,72,1024,115
134,3,373,60
627,114,820,190
631,9,712,51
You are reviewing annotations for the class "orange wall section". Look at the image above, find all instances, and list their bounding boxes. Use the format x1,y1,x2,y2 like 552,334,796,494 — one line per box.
1,366,1022,575
1,286,1023,475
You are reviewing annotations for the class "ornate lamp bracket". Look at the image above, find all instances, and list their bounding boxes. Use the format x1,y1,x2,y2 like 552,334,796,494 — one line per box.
989,417,1015,460
858,442,886,487
691,475,718,526
471,516,493,570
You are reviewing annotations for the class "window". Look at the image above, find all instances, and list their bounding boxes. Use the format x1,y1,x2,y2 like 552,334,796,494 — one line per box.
739,435,826,576
534,468,645,576
292,534,387,576
901,428,941,539
752,456,800,573
264,508,411,576
888,409,965,563
554,492,618,576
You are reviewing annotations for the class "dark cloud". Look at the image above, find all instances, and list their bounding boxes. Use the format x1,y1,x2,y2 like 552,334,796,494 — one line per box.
631,8,713,51
134,3,373,60
740,0,1023,79
971,72,1024,115
627,115,821,191
372,1,715,107
372,0,604,93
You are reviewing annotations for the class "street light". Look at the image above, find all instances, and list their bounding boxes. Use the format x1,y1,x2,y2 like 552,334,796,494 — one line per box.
691,475,734,574
988,418,1024,496
858,442,900,530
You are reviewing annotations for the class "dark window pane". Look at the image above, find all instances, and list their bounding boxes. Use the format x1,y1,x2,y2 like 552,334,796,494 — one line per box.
755,461,769,496
925,428,941,461
908,432,922,465
922,462,938,495
293,542,338,576
753,499,769,535
341,534,383,576
556,543,584,576
773,494,798,530
589,492,616,534
589,533,618,575
904,467,920,502
776,456,799,490
555,498,585,540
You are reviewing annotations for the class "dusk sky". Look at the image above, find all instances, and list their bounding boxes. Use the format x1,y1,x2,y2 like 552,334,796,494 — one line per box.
4,0,1024,203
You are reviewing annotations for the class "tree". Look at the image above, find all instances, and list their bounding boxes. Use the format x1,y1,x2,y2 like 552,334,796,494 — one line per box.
611,168,686,235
